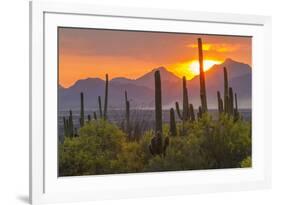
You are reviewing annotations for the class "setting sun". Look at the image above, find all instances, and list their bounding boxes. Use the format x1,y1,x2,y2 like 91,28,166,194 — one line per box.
189,60,222,75
168,59,222,80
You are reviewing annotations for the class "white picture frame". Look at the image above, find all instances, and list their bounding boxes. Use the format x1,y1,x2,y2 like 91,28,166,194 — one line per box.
30,1,272,204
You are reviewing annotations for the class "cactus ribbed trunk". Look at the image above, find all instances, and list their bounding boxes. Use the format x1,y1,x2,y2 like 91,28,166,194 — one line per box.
80,92,84,127
175,102,182,120
182,76,189,121
169,108,177,136
189,104,195,121
234,93,240,121
198,38,208,113
155,70,163,135
217,91,223,114
125,90,130,135
87,114,91,122
229,87,234,115
98,96,102,118
223,67,229,113
198,106,202,119
69,110,74,137
103,74,109,120
93,112,97,120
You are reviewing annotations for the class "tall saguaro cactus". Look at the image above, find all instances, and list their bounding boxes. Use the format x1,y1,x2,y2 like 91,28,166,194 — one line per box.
80,92,85,127
125,90,130,135
223,67,229,114
198,38,208,113
169,108,177,136
154,70,162,134
149,70,169,157
103,74,109,120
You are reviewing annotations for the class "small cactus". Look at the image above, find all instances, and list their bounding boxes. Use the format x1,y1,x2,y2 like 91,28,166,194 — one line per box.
229,87,234,115
80,92,85,127
93,112,97,120
197,106,203,119
175,76,189,122
189,104,195,122
217,91,224,114
169,108,177,136
87,114,91,123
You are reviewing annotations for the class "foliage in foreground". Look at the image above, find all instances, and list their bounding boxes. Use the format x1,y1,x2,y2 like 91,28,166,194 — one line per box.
59,114,251,176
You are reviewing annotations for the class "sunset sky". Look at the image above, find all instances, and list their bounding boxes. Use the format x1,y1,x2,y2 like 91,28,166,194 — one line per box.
59,27,252,88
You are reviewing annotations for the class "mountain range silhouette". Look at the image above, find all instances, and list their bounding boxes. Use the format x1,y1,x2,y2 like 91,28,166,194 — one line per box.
59,58,251,110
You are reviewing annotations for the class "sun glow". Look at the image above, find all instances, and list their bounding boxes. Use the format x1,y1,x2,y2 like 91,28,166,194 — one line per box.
189,60,222,75
169,59,222,80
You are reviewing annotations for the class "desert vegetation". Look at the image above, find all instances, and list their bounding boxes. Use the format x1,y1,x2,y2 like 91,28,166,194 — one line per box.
59,38,251,176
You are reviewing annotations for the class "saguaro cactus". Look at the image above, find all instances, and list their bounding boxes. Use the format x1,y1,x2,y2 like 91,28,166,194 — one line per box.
149,70,169,157
229,87,234,115
234,93,240,121
125,90,130,135
223,67,229,114
169,108,177,136
189,104,195,121
217,91,224,114
87,114,91,123
175,76,189,122
80,92,84,127
154,70,162,134
103,74,109,120
98,96,102,118
69,110,74,137
198,38,208,113
197,106,203,119
93,112,97,120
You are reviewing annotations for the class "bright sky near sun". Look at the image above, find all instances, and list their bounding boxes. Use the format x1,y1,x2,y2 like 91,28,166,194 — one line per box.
59,28,252,88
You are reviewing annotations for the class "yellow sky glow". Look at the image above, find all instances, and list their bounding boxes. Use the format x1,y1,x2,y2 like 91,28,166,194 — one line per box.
167,59,222,80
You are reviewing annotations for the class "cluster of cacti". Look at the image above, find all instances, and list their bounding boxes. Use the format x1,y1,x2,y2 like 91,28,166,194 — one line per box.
124,90,131,135
97,74,109,120
61,38,244,145
174,76,196,133
216,66,240,119
175,76,189,122
149,70,169,156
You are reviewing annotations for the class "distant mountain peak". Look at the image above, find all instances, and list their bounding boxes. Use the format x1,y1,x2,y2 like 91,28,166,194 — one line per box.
152,66,167,72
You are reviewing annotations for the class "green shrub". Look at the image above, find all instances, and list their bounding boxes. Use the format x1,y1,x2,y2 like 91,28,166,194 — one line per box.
59,119,126,176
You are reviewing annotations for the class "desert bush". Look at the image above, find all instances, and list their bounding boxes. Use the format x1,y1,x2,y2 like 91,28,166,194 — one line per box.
59,119,126,176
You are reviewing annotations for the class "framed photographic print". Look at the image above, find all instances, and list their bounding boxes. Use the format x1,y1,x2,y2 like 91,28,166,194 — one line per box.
30,1,272,204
